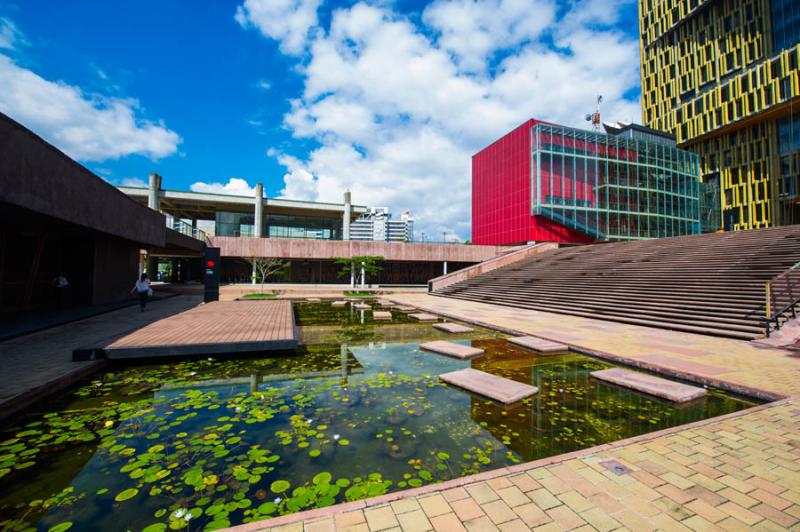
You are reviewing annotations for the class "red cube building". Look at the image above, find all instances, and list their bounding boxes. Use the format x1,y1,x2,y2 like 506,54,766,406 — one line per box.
472,120,593,245
472,119,701,245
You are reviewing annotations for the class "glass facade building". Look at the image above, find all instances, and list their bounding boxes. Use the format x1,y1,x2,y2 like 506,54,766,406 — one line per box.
531,123,701,241
472,119,702,246
215,211,342,240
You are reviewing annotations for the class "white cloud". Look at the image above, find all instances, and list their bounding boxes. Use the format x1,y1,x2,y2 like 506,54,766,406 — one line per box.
241,0,641,240
190,177,257,197
120,177,148,187
0,17,25,50
0,54,181,162
422,0,557,72
235,0,322,55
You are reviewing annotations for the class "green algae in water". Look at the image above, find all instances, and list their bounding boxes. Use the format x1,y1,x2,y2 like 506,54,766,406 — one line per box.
0,304,758,531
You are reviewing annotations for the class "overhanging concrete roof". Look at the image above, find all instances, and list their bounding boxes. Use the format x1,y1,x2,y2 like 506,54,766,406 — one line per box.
1,113,166,247
119,186,369,220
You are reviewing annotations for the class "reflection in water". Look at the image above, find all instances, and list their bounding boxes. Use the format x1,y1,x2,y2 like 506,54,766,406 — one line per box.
0,301,758,532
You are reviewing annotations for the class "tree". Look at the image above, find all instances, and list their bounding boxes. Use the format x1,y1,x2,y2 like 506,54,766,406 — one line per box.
334,256,384,288
248,257,290,293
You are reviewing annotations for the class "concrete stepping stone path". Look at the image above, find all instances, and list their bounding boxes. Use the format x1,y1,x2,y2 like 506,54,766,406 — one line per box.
409,313,438,321
305,298,321,302
394,305,417,312
440,368,538,404
433,322,475,333
419,341,483,359
508,336,567,354
591,368,707,402
372,311,392,320
354,303,371,310
331,301,347,307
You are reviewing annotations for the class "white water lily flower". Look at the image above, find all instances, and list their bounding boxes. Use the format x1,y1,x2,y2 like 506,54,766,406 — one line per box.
189,371,197,376
274,497,282,504
184,512,193,522
172,509,186,518
333,434,340,440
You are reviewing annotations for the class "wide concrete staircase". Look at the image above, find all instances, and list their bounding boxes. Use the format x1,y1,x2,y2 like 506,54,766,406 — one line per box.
434,226,800,340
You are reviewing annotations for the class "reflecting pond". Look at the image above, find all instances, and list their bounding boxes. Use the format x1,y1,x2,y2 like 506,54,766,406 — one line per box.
0,300,758,531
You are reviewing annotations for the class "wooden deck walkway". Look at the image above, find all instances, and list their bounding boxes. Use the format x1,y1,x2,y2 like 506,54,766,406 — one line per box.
74,300,297,359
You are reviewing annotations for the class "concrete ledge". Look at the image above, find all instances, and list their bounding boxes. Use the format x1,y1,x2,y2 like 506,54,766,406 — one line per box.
409,313,438,321
372,311,392,320
508,335,568,353
591,368,707,402
440,368,538,403
433,323,475,333
428,242,558,292
420,340,483,359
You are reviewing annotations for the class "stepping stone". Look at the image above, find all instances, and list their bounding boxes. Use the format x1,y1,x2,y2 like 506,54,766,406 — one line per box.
305,298,321,302
394,305,417,312
409,313,438,321
433,323,474,333
376,299,394,306
508,336,567,354
440,368,538,404
354,303,371,310
591,368,707,403
331,301,347,307
373,311,392,320
420,341,483,359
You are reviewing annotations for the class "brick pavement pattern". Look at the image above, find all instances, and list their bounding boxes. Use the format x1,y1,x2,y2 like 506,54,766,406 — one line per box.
0,295,201,418
104,300,295,349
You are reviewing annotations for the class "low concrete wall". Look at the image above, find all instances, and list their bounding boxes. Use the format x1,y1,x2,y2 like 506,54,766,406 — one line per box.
208,236,505,262
428,242,559,292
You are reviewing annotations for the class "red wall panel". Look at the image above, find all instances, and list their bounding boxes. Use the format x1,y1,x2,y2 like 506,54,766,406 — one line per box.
472,119,593,245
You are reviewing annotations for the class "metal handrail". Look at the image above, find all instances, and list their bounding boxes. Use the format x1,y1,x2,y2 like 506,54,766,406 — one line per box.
165,215,206,241
764,261,800,336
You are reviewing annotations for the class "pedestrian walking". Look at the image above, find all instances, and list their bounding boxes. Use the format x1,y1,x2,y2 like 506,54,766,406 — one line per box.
131,273,152,311
52,274,69,309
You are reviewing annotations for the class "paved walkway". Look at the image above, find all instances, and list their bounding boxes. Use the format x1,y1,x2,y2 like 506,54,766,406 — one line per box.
98,300,296,358
233,294,800,532
0,295,201,419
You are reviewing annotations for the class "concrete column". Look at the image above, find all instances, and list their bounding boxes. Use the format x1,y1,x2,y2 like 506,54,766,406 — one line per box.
443,261,448,275
148,173,162,211
254,183,264,238
343,190,351,240
251,258,257,285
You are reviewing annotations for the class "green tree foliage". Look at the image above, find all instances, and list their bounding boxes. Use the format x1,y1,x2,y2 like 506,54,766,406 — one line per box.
334,256,384,286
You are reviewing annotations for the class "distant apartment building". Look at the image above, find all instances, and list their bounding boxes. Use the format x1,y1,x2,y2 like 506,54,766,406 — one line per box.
472,119,702,245
639,0,800,231
349,208,415,242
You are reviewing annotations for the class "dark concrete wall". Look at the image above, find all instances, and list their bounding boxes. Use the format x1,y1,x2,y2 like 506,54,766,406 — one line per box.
0,113,165,247
221,258,474,285
92,235,140,305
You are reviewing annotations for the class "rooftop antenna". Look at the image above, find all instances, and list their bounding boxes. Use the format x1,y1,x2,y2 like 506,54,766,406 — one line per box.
584,95,602,131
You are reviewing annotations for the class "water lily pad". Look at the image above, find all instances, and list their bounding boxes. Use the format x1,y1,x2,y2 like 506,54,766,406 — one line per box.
270,480,290,493
48,522,73,532
114,488,139,502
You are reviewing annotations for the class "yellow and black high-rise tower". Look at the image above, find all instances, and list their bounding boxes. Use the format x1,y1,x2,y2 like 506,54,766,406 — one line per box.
639,0,799,231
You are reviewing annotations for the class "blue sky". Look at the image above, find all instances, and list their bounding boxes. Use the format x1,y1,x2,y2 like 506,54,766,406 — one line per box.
0,0,641,239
